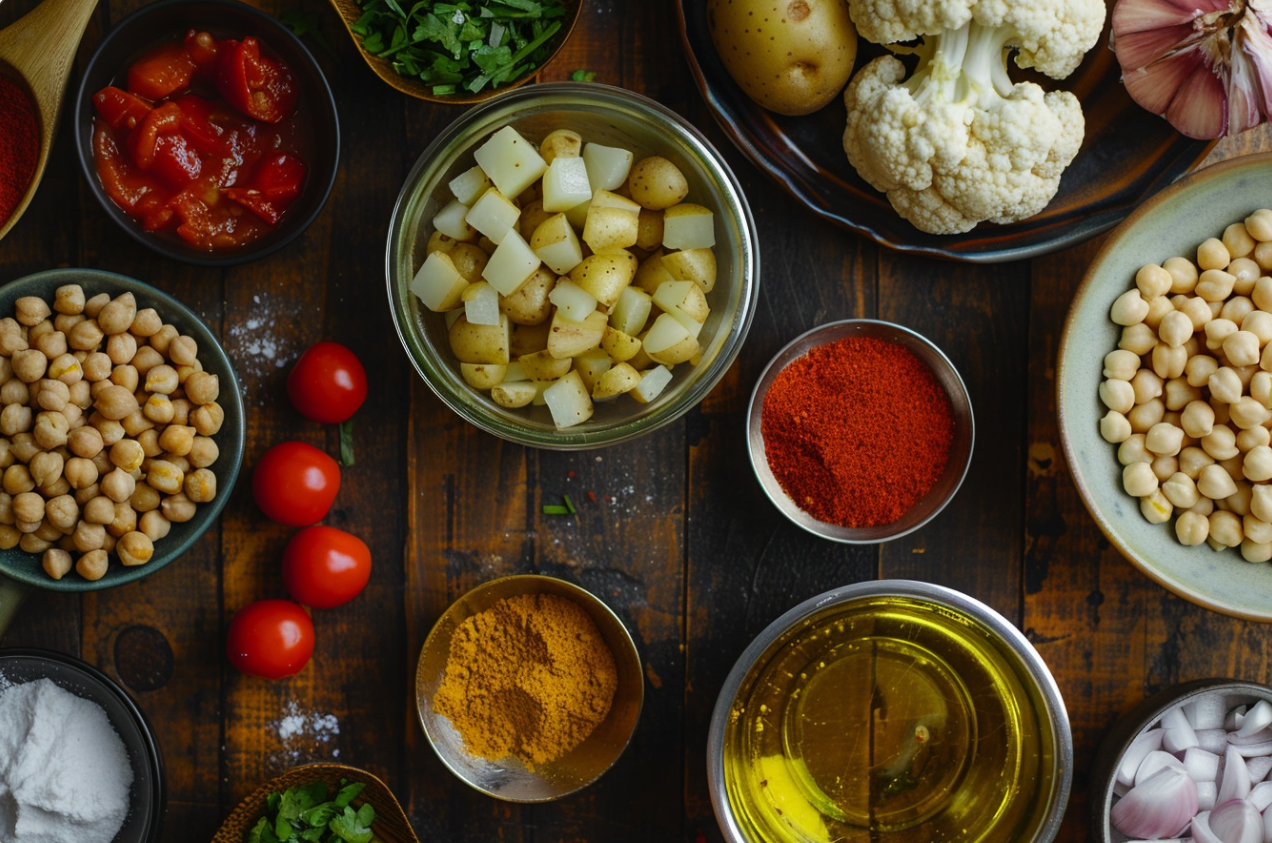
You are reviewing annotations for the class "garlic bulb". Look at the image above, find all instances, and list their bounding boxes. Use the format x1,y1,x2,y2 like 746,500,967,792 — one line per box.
1111,0,1272,139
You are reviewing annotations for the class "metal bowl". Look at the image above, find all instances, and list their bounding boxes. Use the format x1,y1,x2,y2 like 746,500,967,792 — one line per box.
708,580,1072,843
0,648,166,842
1090,678,1272,842
746,319,974,543
414,574,643,801
387,82,759,449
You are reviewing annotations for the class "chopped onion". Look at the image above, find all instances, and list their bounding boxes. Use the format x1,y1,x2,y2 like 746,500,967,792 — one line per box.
1208,798,1262,843
1140,749,1188,785
1121,728,1167,787
1113,766,1201,839
1186,746,1223,782
1199,780,1219,811
1219,745,1253,804
1237,701,1272,736
1201,728,1232,754
1188,695,1230,731
1246,779,1272,811
1229,728,1272,746
1232,741,1272,757
1111,0,1272,138
1228,706,1249,732
1245,755,1272,783
1193,810,1222,843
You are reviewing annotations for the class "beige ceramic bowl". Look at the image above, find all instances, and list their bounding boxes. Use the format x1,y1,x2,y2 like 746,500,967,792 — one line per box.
1058,153,1272,621
415,574,643,801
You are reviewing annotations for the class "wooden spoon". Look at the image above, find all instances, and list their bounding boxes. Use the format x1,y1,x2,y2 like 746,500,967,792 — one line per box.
0,0,99,241
210,763,421,843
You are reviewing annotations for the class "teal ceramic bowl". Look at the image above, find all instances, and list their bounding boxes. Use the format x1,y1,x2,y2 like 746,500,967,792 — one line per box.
1057,153,1272,621
0,269,245,636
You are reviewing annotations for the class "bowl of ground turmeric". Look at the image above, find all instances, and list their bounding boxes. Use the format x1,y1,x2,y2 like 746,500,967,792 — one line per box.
414,574,643,801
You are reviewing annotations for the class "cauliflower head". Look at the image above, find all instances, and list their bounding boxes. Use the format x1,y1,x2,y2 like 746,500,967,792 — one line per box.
842,0,1102,234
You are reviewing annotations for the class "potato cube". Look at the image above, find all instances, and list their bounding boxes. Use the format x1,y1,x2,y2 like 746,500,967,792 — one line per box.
548,279,599,323
609,286,652,336
520,349,573,381
653,280,709,335
663,203,715,249
449,314,512,364
601,326,641,363
433,199,477,242
573,349,613,393
473,126,547,199
449,165,492,205
544,371,594,429
660,247,717,293
461,362,506,390
531,380,553,406
531,214,585,275
593,362,641,400
504,362,528,382
547,310,607,359
590,189,642,214
445,308,465,330
583,143,634,191
465,188,521,245
511,322,551,357
491,381,536,408
411,251,468,312
542,157,592,213
630,365,674,404
482,229,541,295
501,268,555,326
636,208,664,251
634,250,676,293
565,197,592,231
462,281,501,326
583,205,640,253
539,129,582,164
643,313,700,363
569,252,637,307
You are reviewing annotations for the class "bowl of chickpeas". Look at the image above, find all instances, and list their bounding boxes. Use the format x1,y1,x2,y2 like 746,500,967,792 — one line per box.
1058,152,1272,621
386,82,759,449
0,268,244,638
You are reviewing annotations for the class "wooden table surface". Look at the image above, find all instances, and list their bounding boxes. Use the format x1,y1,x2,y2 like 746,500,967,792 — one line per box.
2,0,1270,841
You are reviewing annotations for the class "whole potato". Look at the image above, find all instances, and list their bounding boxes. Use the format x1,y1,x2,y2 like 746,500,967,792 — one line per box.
708,0,857,116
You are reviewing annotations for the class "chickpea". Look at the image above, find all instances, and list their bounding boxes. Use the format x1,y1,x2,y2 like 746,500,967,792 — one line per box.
1125,462,1159,497
107,502,136,538
91,450,113,477
43,495,78,533
1239,427,1272,452
13,296,50,328
47,352,82,385
143,393,174,424
130,345,163,375
1100,412,1132,443
93,385,138,421
1203,424,1241,461
0,380,27,409
68,319,104,352
73,483,98,506
109,439,144,472
149,324,177,355
32,411,68,450
18,533,50,554
167,335,197,366
129,308,161,338
1242,539,1272,562
72,521,105,552
114,530,152,566
80,351,111,382
146,460,184,495
53,285,85,316
169,398,191,426
1231,396,1272,429
29,452,62,490
109,364,138,393
68,379,90,408
1111,289,1150,325
1226,257,1259,293
1146,422,1185,457
97,293,136,335
130,483,160,513
42,548,71,580
184,468,216,503
1248,514,1272,544
53,313,84,335
1159,310,1194,347
1177,296,1214,331
1141,490,1174,525
1152,455,1179,482
1255,485,1272,522
1121,323,1158,356
11,349,46,384
0,441,13,471
1152,344,1188,379
1146,295,1176,330
83,293,109,319
1176,510,1211,545
157,424,194,457
67,425,103,458
1224,330,1262,367
1163,472,1201,509
191,403,224,436
1119,434,1152,465
31,329,66,361
75,549,108,581
1197,269,1238,302
1137,263,1174,299
1208,368,1244,404
11,491,42,524
83,495,115,525
100,467,136,503
1199,463,1240,499
144,364,178,395
120,409,153,439
136,428,162,458
1165,378,1201,411
161,492,195,523
184,371,218,405
164,455,190,474
1198,237,1232,270
139,510,170,542
0,319,27,357
36,378,68,413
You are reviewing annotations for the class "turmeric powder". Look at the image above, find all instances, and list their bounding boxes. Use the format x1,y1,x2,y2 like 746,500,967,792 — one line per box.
433,592,618,769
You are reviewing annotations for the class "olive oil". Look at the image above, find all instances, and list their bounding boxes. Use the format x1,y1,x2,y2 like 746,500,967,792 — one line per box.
721,595,1059,843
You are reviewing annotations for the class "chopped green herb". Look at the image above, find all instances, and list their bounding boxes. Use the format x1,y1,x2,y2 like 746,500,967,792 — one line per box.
570,69,595,82
542,504,569,515
563,494,575,513
339,420,356,467
245,780,378,843
351,0,568,95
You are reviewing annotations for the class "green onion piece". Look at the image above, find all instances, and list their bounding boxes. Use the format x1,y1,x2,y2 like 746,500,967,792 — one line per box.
563,494,576,514
339,420,356,466
432,84,457,95
542,505,569,515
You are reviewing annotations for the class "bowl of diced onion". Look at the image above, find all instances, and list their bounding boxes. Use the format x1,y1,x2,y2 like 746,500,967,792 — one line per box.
386,82,759,449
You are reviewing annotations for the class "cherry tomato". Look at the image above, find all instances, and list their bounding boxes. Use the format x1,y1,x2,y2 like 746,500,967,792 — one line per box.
92,86,152,136
226,599,314,679
287,343,368,424
214,37,297,124
252,441,340,526
127,40,196,101
281,526,372,609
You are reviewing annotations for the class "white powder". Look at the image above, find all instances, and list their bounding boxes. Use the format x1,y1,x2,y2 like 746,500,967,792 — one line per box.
0,678,133,843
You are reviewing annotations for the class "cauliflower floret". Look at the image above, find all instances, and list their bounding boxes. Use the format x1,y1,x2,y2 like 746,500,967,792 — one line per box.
849,0,975,46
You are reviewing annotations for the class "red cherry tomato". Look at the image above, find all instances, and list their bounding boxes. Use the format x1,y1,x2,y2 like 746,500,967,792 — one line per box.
287,343,368,424
281,526,372,609
92,86,153,136
127,40,196,101
252,441,340,526
225,599,314,679
214,37,297,124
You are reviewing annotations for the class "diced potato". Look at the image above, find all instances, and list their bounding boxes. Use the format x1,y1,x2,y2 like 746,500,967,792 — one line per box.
461,362,506,390
426,230,461,255
660,248,717,293
501,267,555,326
628,330,654,370
583,143,634,192
542,157,592,212
411,251,468,312
636,209,664,251
634,249,676,293
465,188,521,245
628,156,689,210
504,361,527,382
531,380,553,406
482,230,541,295
544,371,594,428
519,349,572,381
462,281,501,326
573,349,613,393
601,326,641,363
565,197,591,231
491,381,536,408
643,313,700,364
569,251,637,307
590,189,642,214
609,286,652,336
547,310,607,359
583,205,640,253
540,129,583,164
663,203,715,249
449,314,512,364
511,321,551,357
448,243,490,282
548,279,599,323
433,199,477,242
531,213,585,275
449,165,492,205
473,126,547,199
593,362,641,400
518,199,554,241
653,280,709,335
444,308,465,330
630,365,674,404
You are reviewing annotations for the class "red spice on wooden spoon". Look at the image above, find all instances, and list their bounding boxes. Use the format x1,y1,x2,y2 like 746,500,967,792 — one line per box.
0,74,38,228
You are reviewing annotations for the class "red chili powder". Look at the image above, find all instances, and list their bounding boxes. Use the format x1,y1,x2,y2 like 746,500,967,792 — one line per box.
761,336,955,528
0,74,39,228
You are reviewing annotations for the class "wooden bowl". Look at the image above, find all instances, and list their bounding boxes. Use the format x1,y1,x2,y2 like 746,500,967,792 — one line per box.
210,763,419,843
326,0,582,105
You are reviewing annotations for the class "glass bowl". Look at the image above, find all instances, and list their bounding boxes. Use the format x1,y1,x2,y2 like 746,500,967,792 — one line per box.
386,82,759,449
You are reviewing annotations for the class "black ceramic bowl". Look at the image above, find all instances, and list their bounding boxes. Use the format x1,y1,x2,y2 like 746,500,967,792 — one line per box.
0,648,166,842
73,0,340,266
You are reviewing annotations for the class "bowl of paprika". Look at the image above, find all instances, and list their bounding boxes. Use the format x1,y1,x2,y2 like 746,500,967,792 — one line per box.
748,319,974,543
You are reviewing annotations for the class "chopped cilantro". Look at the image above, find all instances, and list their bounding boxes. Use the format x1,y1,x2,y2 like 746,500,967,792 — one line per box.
351,0,568,95
570,69,595,82
245,780,379,843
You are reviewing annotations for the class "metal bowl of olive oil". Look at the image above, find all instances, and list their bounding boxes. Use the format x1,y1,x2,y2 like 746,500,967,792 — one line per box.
707,580,1072,843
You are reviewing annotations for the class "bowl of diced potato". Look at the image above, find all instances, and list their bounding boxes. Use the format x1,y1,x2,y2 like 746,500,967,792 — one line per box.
386,82,759,448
